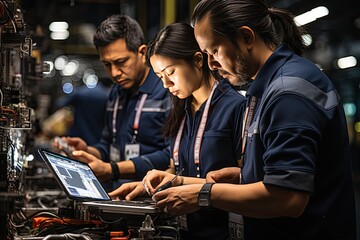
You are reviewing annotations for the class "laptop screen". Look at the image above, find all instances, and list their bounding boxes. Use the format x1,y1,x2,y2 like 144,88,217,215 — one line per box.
38,149,111,201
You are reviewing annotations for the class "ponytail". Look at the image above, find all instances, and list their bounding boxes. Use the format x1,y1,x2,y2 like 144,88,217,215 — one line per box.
268,7,306,55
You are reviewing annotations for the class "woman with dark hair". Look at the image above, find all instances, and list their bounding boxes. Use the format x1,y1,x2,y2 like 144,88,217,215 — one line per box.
110,22,246,239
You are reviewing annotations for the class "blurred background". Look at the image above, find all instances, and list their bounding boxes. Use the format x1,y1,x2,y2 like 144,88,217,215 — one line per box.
1,0,359,238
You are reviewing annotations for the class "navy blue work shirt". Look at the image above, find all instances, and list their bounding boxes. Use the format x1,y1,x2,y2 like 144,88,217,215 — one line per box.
174,79,246,240
93,69,171,180
243,45,356,239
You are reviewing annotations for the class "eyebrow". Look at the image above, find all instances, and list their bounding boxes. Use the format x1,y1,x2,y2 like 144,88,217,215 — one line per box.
101,57,128,63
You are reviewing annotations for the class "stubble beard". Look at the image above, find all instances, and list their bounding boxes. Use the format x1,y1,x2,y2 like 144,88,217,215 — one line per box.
233,54,250,87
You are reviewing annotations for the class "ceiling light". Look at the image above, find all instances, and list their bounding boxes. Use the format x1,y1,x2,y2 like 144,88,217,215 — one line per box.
294,6,329,26
50,30,69,40
336,56,357,69
49,21,69,32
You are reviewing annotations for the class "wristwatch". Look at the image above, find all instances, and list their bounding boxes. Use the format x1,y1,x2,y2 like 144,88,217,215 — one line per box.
198,182,215,208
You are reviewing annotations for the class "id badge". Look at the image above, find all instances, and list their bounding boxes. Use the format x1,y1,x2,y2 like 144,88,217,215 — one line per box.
124,143,140,159
110,144,121,162
229,212,244,240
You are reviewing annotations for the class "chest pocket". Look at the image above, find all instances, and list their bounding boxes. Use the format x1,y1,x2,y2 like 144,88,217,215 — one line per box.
204,129,232,138
202,129,236,171
203,129,233,155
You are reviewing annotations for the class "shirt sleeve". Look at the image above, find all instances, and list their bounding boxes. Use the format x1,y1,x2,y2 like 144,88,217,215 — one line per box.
131,141,171,180
260,93,322,193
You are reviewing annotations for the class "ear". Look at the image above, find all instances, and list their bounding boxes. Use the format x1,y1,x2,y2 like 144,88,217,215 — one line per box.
138,44,147,57
193,52,203,69
237,26,255,49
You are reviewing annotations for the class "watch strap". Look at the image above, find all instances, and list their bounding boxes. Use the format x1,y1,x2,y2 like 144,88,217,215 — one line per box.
110,161,120,181
200,182,214,192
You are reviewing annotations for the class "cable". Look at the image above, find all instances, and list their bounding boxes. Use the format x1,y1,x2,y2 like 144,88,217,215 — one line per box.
97,213,125,225
155,225,180,240
153,237,176,240
12,209,63,227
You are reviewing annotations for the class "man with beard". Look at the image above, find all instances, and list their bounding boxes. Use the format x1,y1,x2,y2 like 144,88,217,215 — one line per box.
139,0,356,239
54,15,171,191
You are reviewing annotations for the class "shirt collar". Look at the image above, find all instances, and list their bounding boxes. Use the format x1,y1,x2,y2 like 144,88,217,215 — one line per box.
184,78,232,112
246,44,293,98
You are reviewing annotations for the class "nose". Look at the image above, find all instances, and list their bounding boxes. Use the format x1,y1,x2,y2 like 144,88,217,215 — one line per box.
207,54,222,71
111,64,123,78
162,75,174,89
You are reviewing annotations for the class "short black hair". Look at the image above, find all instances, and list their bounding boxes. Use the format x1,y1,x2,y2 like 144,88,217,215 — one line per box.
93,14,145,53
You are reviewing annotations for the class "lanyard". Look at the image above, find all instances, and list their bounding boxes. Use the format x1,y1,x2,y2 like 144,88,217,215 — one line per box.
112,93,148,143
239,96,258,181
173,81,218,176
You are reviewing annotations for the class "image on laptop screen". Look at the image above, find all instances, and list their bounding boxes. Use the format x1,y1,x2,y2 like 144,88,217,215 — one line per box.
39,149,110,201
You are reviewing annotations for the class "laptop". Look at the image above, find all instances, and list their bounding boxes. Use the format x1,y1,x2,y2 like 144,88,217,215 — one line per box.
37,148,159,215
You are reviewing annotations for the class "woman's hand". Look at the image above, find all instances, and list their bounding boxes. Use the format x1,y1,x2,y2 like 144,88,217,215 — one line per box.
108,181,147,201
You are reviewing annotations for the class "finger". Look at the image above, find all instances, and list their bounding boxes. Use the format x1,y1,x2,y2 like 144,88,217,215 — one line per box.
65,137,80,146
125,184,146,201
152,190,168,207
108,187,127,198
65,136,76,143
205,173,215,182
143,181,151,196
143,176,158,193
72,150,92,163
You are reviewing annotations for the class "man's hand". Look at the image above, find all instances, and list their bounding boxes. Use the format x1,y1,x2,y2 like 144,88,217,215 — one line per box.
72,150,111,182
108,181,148,201
206,167,241,183
152,184,203,216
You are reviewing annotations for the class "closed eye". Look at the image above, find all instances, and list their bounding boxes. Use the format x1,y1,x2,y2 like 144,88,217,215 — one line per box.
167,70,174,77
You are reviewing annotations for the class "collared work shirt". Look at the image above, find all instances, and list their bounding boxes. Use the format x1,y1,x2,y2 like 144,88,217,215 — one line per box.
243,45,356,239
